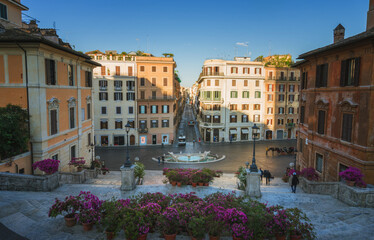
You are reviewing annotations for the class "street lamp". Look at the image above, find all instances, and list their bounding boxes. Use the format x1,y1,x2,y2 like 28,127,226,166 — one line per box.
250,124,260,172
124,123,132,168
90,143,95,169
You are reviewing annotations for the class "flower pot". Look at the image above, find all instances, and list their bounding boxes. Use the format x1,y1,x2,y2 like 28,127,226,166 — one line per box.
177,182,182,187
171,181,177,186
64,215,76,227
275,233,286,240
77,166,83,172
204,182,209,186
106,231,115,240
164,233,177,240
138,233,147,240
103,172,107,175
198,182,204,186
82,222,94,231
192,182,197,187
209,235,220,240
346,180,355,187
290,235,302,240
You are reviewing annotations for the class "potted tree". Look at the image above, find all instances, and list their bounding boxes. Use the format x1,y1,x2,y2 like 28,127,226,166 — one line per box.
69,157,86,172
122,208,149,240
98,199,124,239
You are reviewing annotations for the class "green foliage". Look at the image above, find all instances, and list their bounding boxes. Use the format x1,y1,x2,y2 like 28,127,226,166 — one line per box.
241,200,273,239
264,55,294,67
98,198,123,234
162,53,174,57
121,51,127,55
235,166,247,190
188,217,205,239
0,104,29,160
134,162,145,179
254,55,264,62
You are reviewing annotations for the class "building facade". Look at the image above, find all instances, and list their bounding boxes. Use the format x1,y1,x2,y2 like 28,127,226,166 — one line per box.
0,0,99,173
197,57,266,142
87,50,138,147
136,56,178,145
264,66,300,140
294,0,374,184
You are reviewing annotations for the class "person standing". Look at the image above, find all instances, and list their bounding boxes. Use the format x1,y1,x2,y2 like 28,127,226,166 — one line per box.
260,168,264,182
162,155,165,165
291,172,299,193
157,156,161,166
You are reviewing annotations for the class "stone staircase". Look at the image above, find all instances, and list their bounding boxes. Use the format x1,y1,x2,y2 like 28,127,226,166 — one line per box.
0,173,374,240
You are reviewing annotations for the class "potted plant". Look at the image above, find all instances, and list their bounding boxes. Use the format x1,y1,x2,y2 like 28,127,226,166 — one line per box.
191,173,200,187
32,158,60,175
48,195,81,227
339,167,364,187
300,168,319,181
267,209,290,240
101,167,110,175
122,208,149,240
215,170,223,178
166,170,178,186
286,208,315,240
188,217,206,240
77,208,100,231
98,199,124,239
134,162,146,184
231,223,251,240
140,203,162,233
157,207,180,240
69,157,86,172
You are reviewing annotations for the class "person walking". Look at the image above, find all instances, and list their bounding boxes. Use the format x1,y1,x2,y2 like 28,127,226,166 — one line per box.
157,156,161,166
162,155,165,165
291,172,299,193
260,168,264,182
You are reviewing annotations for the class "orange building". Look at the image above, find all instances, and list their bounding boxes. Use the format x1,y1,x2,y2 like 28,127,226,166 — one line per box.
0,1,100,174
294,1,374,184
136,56,179,145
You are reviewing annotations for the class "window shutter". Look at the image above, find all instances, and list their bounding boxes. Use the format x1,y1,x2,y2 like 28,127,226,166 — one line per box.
45,60,50,84
101,66,106,75
340,60,347,87
354,57,360,86
167,105,170,113
231,67,233,74
322,64,328,87
156,105,159,113
316,65,321,88
259,68,262,75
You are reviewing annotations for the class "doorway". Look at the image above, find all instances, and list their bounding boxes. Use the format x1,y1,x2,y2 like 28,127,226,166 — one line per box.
101,136,108,146
130,135,135,145
205,129,211,142
276,130,283,140
266,131,273,140
152,135,157,144
213,129,219,142
288,129,292,139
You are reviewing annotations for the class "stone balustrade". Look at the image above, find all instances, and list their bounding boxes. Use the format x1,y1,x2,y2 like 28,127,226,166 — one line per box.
0,172,59,191
300,177,374,208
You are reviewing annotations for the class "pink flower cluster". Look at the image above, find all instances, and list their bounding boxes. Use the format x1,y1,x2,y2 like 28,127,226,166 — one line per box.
300,168,319,181
69,157,86,167
32,158,59,174
339,167,364,182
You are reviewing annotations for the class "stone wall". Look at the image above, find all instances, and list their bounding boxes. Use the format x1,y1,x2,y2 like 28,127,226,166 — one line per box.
59,169,98,184
0,172,59,191
300,177,374,208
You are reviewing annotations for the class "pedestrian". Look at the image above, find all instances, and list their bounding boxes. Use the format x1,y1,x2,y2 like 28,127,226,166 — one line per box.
260,168,264,182
162,155,165,165
291,172,299,193
157,156,161,166
193,138,195,144
230,135,232,143
199,137,201,143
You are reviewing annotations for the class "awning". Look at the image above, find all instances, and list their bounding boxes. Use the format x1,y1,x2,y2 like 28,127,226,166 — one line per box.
241,129,249,134
229,129,237,134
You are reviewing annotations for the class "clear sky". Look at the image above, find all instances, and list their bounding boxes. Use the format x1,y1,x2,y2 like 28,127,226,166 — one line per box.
25,0,368,87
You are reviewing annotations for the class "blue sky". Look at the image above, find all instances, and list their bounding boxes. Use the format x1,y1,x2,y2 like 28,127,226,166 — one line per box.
25,0,368,87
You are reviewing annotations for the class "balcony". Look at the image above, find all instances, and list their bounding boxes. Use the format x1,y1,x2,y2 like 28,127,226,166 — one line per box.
201,122,224,128
287,123,295,128
138,96,176,101
201,72,224,77
138,128,148,133
114,86,122,91
99,86,107,91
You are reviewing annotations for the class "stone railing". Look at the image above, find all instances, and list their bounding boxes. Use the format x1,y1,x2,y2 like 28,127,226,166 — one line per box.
299,177,374,208
0,172,59,191
59,169,99,184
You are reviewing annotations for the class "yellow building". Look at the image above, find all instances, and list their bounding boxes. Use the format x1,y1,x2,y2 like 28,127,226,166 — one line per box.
0,0,100,174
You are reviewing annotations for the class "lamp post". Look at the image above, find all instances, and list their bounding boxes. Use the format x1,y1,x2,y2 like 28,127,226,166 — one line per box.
90,143,95,169
250,124,260,172
124,123,132,168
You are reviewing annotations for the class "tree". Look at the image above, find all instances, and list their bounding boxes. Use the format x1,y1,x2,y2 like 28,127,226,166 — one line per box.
162,53,174,57
254,55,264,62
0,104,29,160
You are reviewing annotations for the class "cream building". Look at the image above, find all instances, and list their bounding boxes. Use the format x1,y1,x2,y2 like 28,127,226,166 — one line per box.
87,50,138,146
197,57,266,142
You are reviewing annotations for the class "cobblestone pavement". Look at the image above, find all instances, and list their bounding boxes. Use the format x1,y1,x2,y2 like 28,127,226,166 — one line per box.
1,171,374,240
96,140,297,178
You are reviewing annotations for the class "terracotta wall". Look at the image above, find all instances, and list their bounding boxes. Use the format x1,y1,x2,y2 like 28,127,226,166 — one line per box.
8,55,23,84
0,153,32,175
0,55,4,83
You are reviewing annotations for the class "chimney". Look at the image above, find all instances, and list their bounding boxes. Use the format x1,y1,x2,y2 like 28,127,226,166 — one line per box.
333,24,345,43
367,0,374,30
